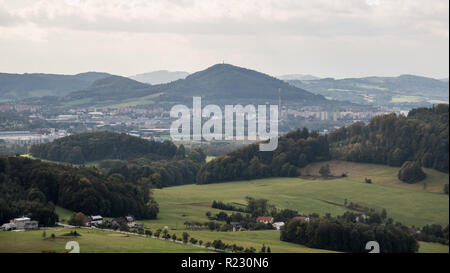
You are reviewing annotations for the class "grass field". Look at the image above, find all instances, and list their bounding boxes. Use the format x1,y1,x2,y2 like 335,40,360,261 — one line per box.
55,206,75,223
11,160,448,253
301,160,449,194
418,242,449,253
0,228,206,253
133,160,448,253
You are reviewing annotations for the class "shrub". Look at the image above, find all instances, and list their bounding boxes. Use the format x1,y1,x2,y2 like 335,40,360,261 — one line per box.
398,161,426,183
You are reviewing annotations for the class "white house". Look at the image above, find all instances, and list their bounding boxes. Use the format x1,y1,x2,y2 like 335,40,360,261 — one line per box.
3,217,39,230
1,223,16,231
88,215,103,226
272,222,285,230
355,213,367,223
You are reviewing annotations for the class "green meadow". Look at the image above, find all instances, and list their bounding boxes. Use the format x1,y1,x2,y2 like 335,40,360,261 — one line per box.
0,228,205,253
5,161,447,253
147,161,449,229
135,161,448,252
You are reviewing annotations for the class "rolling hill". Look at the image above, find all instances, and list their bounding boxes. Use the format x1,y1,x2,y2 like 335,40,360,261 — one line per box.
64,75,153,105
286,75,449,106
0,72,111,100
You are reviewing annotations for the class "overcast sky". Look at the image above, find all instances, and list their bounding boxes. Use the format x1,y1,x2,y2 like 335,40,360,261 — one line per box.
0,0,448,79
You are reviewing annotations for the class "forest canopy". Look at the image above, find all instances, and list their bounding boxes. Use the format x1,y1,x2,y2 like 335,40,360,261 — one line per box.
328,104,449,173
29,131,178,164
0,156,159,225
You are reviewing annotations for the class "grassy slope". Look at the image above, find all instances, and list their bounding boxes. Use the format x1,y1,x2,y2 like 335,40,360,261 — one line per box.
149,177,448,228
55,206,75,223
0,228,205,253
301,160,449,194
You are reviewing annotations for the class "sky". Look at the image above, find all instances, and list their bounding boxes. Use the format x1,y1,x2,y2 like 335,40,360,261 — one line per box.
0,0,448,79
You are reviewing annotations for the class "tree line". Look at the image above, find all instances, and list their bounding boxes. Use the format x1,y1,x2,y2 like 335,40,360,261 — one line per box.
196,105,448,185
281,212,419,253
329,104,449,173
0,156,159,225
196,128,330,184
98,146,206,188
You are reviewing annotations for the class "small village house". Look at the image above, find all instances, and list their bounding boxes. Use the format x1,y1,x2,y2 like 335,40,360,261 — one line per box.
112,215,136,228
86,215,103,226
354,213,366,223
230,222,242,232
293,216,310,222
1,217,38,231
256,216,274,224
272,222,285,230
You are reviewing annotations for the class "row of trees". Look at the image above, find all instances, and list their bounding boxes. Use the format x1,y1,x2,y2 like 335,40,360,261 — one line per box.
29,131,179,164
281,213,419,253
0,156,159,225
197,128,330,184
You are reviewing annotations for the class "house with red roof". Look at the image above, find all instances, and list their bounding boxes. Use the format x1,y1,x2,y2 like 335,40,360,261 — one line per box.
256,216,274,224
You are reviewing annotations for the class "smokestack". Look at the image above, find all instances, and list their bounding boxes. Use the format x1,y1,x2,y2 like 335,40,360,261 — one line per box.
278,88,282,120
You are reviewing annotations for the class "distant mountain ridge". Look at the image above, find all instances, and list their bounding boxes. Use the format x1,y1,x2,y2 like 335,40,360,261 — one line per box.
0,72,111,100
286,74,449,106
137,63,329,106
277,74,321,81
129,70,189,84
60,63,331,107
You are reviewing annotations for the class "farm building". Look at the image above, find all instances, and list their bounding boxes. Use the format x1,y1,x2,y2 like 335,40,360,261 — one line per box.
272,222,285,230
1,217,38,231
230,222,242,232
293,216,310,222
112,216,136,228
87,215,103,226
354,213,367,223
256,216,274,224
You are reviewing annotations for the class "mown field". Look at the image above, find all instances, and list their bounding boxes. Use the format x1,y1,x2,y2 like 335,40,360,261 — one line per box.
0,228,206,253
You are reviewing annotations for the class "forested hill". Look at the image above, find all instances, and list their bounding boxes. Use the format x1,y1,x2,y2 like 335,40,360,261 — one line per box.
286,75,449,106
29,131,178,164
0,156,159,225
64,75,152,103
328,104,449,173
58,63,339,107
0,72,111,100
197,104,449,184
196,128,330,184
147,63,329,106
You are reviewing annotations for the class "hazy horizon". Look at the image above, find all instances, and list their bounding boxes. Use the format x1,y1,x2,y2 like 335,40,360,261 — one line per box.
0,63,448,81
0,0,448,79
